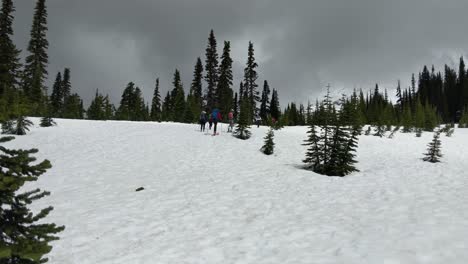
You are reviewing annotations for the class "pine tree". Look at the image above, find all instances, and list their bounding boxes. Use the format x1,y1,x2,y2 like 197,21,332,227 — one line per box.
150,77,162,121
0,136,64,263
63,93,84,119
1,119,13,134
191,58,203,112
243,41,259,122
0,0,22,96
13,115,33,135
49,72,62,116
259,80,271,122
458,108,468,128
40,97,55,127
87,89,105,120
217,41,233,117
261,128,275,155
233,95,251,140
40,116,56,127
423,131,442,163
233,92,238,120
204,30,218,110
269,89,280,121
23,0,49,115
171,69,185,122
303,124,322,171
60,68,72,116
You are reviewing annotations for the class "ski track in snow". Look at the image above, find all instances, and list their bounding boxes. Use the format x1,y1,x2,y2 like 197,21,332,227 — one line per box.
4,118,468,264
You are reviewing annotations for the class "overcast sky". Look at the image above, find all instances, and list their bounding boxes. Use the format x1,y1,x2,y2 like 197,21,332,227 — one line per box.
12,0,468,106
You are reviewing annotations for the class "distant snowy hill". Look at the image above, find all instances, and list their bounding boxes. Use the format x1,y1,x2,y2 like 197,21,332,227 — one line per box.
5,118,468,264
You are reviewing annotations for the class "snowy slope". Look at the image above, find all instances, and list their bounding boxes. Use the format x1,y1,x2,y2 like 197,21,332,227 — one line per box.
4,118,468,264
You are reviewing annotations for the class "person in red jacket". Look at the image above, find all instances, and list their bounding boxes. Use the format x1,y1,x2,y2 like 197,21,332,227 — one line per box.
227,109,234,132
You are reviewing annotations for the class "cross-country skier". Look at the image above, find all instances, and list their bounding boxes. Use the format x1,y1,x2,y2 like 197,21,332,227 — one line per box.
211,108,222,135
199,111,207,132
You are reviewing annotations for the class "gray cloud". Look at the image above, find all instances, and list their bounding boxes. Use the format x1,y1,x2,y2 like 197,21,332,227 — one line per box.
12,0,468,107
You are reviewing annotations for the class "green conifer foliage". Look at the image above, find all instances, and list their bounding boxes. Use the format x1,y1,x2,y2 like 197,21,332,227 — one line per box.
459,109,468,128
0,136,64,263
234,96,251,140
423,131,442,163
261,128,275,155
13,116,33,135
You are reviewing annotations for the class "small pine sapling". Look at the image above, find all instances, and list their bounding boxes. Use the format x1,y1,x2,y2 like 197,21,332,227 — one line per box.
40,116,57,127
423,131,442,163
261,128,275,155
1,120,15,134
14,116,34,135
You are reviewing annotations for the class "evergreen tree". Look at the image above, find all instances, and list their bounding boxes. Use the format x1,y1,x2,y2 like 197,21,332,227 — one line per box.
87,89,106,120
233,92,238,120
190,58,203,113
204,30,218,110
23,0,49,115
13,115,33,135
49,72,62,116
61,68,71,102
243,41,259,122
40,116,56,127
261,128,275,155
150,78,162,121
423,131,442,163
62,93,84,119
0,0,22,96
217,41,233,117
161,91,171,121
302,86,358,177
269,89,280,121
459,108,468,128
413,98,425,129
233,94,251,140
401,103,413,132
303,124,322,171
0,136,64,263
259,80,271,122
171,69,185,122
1,119,13,134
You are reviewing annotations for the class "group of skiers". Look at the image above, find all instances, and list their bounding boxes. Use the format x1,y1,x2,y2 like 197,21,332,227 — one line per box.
199,109,263,135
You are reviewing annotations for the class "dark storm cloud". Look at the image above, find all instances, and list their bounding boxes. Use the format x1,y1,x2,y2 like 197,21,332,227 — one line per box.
12,0,468,106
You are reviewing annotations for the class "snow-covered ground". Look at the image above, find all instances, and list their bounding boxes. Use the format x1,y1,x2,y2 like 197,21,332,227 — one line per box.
4,118,468,264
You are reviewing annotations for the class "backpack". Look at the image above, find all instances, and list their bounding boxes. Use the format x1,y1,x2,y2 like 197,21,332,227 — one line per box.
212,109,220,121
200,113,206,121
228,112,234,120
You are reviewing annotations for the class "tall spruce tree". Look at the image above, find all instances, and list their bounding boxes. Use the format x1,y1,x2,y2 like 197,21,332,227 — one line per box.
171,69,185,122
243,41,259,123
204,30,218,110
269,89,280,121
423,131,442,163
259,80,271,122
191,58,203,111
150,78,162,121
303,124,322,171
217,41,233,117
0,136,64,263
0,0,22,96
23,0,49,115
49,72,62,116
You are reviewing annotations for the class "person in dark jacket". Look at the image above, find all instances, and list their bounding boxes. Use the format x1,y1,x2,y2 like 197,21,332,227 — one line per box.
199,111,207,132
